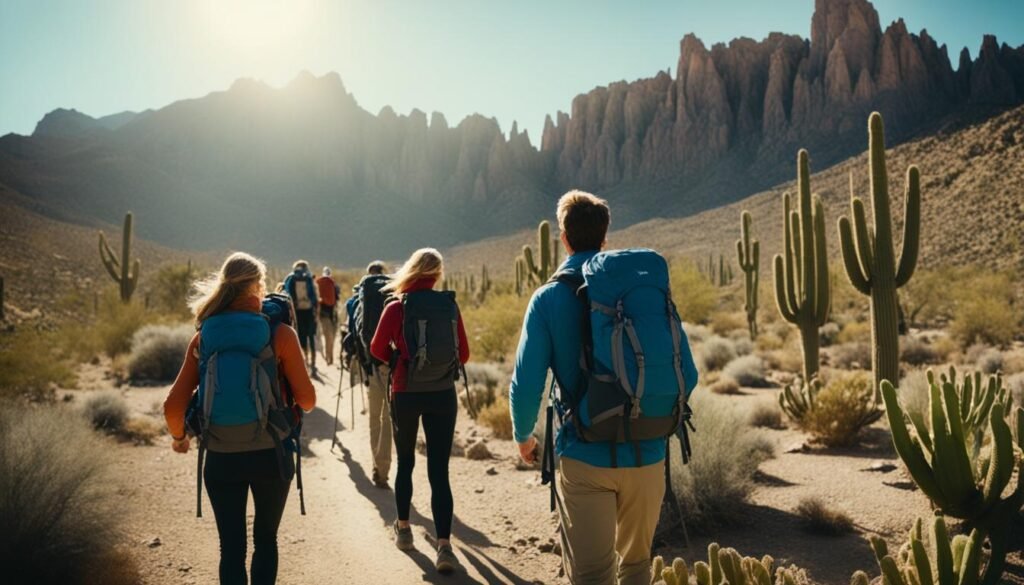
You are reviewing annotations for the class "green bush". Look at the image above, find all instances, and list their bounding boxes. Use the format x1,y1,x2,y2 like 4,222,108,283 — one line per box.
127,324,193,382
0,328,76,401
722,355,769,387
461,293,529,362
149,263,196,317
477,395,513,440
668,392,774,531
831,342,872,370
94,296,151,357
0,407,137,584
964,343,1004,374
670,261,718,324
82,392,129,433
802,372,881,447
950,271,1019,347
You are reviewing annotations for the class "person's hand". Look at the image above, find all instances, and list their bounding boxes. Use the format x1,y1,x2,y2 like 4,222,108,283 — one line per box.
171,436,191,454
518,436,538,464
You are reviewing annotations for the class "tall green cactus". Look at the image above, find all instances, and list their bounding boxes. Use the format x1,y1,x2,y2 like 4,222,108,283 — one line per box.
522,220,557,284
98,211,140,303
736,211,759,339
881,379,1023,582
838,112,921,390
514,257,525,296
868,514,995,585
773,149,830,381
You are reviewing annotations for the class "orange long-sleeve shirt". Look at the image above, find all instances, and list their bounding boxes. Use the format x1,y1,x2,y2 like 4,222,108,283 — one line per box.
163,295,317,439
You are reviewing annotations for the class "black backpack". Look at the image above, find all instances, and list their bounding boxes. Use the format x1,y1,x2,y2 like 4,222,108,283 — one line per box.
354,274,391,366
400,289,461,392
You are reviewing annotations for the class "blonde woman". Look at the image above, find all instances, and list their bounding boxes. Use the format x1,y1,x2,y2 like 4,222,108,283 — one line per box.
369,248,469,573
164,252,315,585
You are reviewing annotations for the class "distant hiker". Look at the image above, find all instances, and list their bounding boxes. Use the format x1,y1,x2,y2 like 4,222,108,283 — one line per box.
284,260,320,375
343,260,394,488
316,266,341,365
369,249,469,574
163,252,316,585
509,191,699,585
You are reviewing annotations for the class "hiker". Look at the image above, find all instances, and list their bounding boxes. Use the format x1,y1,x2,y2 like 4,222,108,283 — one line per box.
344,260,394,488
284,260,320,375
369,248,469,574
509,191,699,585
316,267,341,366
163,252,316,585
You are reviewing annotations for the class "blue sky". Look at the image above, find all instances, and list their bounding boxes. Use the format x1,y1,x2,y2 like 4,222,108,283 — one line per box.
1,0,1021,142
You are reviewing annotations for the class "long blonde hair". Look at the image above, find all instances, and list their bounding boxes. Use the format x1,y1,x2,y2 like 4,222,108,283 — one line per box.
383,248,444,295
189,252,267,326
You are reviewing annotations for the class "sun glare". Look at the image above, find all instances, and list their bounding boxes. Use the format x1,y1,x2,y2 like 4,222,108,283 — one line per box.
197,0,312,52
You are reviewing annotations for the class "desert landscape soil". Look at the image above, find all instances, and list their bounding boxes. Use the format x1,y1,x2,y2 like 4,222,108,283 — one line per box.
69,364,1023,585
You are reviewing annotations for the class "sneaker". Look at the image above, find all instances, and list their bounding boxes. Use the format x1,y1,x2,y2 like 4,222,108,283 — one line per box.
372,469,390,489
435,544,457,574
393,520,414,551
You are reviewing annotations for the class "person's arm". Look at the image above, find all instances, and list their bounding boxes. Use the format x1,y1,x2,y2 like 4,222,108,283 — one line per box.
509,290,552,449
164,333,201,450
274,325,317,411
679,326,699,396
456,310,470,364
370,302,400,364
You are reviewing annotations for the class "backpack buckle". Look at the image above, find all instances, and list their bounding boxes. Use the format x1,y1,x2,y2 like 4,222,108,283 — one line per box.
630,397,642,419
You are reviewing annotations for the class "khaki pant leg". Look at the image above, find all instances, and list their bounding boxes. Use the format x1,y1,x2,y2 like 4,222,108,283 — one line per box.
321,314,336,363
557,458,618,585
366,367,393,475
614,461,666,585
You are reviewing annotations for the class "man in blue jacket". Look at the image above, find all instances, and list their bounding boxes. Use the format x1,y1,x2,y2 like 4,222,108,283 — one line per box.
284,260,319,375
510,191,698,585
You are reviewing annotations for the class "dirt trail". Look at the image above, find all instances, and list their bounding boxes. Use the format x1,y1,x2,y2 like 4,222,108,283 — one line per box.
120,366,560,585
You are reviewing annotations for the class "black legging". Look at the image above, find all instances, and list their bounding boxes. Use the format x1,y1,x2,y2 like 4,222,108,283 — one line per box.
295,309,316,362
204,449,292,585
392,388,457,539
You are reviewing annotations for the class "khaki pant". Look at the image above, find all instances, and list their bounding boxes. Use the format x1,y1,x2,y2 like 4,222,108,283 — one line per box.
319,307,337,365
558,457,665,585
367,366,393,477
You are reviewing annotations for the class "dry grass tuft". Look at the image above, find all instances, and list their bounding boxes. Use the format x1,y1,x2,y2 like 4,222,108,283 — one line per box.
477,396,513,440
747,400,784,429
708,377,741,395
794,496,854,535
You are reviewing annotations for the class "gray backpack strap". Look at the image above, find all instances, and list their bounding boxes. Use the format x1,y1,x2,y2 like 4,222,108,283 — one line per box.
667,299,688,418
201,353,218,434
594,299,645,418
415,319,429,370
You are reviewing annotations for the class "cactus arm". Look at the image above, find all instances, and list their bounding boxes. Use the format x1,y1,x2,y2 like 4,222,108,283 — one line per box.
881,382,944,502
932,516,955,585
127,258,140,299
838,216,872,294
868,112,893,259
908,538,933,585
930,383,975,513
958,530,983,585
812,196,830,324
789,210,803,305
851,198,876,277
694,562,711,585
797,150,815,312
895,166,921,288
708,543,722,585
982,404,1014,506
879,556,905,585
98,232,122,281
773,255,798,322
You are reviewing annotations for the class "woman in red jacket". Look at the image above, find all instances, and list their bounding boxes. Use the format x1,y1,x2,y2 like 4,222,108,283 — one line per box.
370,248,469,574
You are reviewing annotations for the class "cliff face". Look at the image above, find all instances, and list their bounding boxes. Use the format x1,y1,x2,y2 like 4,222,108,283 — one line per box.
2,0,1023,263
541,0,1024,201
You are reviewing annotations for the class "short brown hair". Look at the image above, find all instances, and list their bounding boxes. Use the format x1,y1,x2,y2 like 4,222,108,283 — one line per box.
557,190,610,253
366,261,387,275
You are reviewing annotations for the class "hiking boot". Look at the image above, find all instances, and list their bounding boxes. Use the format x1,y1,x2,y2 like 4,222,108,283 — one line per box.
372,469,390,489
393,520,414,551
435,544,457,574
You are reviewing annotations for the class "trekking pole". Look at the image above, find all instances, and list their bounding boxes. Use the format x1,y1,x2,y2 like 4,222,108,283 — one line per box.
330,371,344,453
350,367,357,430
359,370,367,414
461,365,478,419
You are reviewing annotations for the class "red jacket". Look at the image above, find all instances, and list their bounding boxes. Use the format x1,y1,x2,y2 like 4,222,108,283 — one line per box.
370,278,470,393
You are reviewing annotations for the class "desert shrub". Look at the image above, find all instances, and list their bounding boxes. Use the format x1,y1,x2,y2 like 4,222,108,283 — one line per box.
837,321,871,344
722,355,769,387
94,297,151,357
0,328,76,401
150,263,196,317
747,400,784,429
127,324,193,382
668,392,774,531
931,334,959,363
460,293,529,362
707,377,740,395
0,407,137,584
802,372,881,447
683,323,711,344
901,267,958,326
1007,373,1024,412
900,336,940,366
698,336,736,372
755,332,785,351
763,347,803,374
732,337,754,357
477,395,512,440
896,369,932,433
831,342,872,370
463,385,497,417
83,392,129,433
950,272,1019,347
964,343,1003,374
670,262,718,324
794,497,853,535
818,322,841,347
464,362,507,392
709,311,746,336
119,416,163,446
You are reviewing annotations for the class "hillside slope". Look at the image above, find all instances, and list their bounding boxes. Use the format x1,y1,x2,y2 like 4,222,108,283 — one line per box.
445,105,1024,276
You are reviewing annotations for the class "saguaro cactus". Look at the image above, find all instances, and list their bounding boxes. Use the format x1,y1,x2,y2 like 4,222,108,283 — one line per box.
773,149,830,381
736,211,759,339
522,220,556,283
838,112,921,390
98,211,140,303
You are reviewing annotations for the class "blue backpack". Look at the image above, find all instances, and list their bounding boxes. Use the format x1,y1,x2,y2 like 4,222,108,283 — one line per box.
185,293,305,517
551,249,695,466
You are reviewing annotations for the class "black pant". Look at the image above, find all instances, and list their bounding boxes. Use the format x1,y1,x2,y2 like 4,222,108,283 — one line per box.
204,449,292,585
295,309,316,363
392,389,457,539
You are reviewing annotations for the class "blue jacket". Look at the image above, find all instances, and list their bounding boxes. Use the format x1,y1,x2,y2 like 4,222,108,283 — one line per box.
509,251,699,468
283,270,318,309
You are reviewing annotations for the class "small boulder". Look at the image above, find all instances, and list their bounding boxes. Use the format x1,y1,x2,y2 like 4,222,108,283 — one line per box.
466,440,492,460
